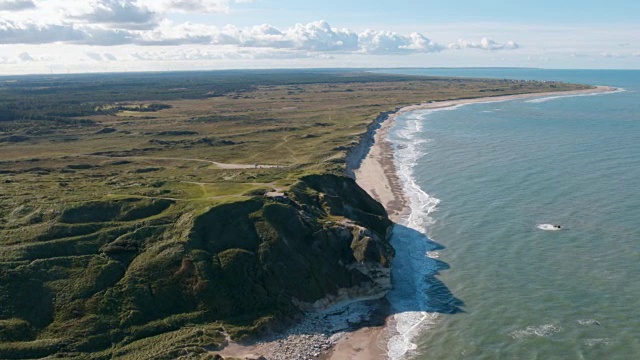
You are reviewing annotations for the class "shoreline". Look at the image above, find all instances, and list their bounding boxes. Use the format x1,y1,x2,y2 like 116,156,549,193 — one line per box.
336,84,618,360
212,85,617,360
351,85,617,224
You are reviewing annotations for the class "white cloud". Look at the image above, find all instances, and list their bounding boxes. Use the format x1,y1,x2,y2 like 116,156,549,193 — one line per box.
0,56,16,64
0,19,133,45
205,21,443,54
12,51,52,62
141,0,236,13
0,0,245,30
449,37,519,51
85,51,104,61
127,0,254,14
132,48,225,61
134,20,445,55
0,18,523,60
0,16,450,57
202,21,358,51
136,20,215,45
0,20,85,44
0,1,516,58
600,51,626,58
359,30,443,54
84,51,118,61
0,0,35,11
69,0,158,30
570,52,591,58
1,0,539,73
3,21,639,74
131,47,331,61
17,51,33,61
280,21,359,51
6,13,526,60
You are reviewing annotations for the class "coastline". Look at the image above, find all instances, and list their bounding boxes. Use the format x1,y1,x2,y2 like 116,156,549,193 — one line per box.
334,84,617,360
350,85,616,224
213,85,617,360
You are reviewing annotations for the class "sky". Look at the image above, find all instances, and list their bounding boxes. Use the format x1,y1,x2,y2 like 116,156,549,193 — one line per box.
0,0,639,75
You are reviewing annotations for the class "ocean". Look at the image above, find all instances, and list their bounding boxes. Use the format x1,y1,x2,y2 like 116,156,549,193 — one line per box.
381,69,640,359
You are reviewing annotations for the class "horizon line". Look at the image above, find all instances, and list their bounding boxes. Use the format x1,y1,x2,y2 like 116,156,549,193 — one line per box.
1,66,639,78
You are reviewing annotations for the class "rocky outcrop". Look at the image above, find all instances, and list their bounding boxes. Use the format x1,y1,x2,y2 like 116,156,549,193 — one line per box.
291,219,392,312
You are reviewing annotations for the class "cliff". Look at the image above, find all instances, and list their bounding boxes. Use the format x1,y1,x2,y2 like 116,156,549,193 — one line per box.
0,174,394,359
344,109,398,179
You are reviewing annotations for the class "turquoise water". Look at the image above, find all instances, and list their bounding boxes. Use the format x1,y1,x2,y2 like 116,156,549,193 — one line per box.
384,69,640,359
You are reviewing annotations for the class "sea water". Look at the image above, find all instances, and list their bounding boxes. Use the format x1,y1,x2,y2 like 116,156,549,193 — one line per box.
383,69,640,359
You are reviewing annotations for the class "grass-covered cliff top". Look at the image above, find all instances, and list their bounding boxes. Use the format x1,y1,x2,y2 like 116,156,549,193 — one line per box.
0,70,590,359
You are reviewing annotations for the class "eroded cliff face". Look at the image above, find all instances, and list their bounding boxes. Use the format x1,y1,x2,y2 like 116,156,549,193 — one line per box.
0,174,394,358
284,174,395,311
344,109,398,179
179,174,394,318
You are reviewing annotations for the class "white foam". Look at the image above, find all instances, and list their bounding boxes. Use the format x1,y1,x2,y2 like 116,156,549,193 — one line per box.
386,226,441,359
525,87,625,103
385,109,448,359
426,251,440,259
577,319,601,326
394,110,441,233
537,223,562,231
481,108,504,113
584,338,614,347
388,312,439,359
509,324,563,339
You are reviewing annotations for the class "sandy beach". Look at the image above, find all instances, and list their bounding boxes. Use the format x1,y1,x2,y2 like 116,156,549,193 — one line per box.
213,85,616,360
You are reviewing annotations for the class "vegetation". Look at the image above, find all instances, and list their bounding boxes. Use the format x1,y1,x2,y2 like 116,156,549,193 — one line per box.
0,69,591,358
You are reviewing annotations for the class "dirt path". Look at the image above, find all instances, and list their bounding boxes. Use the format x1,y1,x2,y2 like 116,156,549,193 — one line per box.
105,193,246,202
85,154,284,169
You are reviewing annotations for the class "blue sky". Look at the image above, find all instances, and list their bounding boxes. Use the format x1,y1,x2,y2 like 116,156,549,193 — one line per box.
0,0,638,74
200,0,640,27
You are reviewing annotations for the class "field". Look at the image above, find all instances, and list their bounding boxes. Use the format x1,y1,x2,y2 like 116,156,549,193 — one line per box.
0,70,590,359
0,71,589,207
